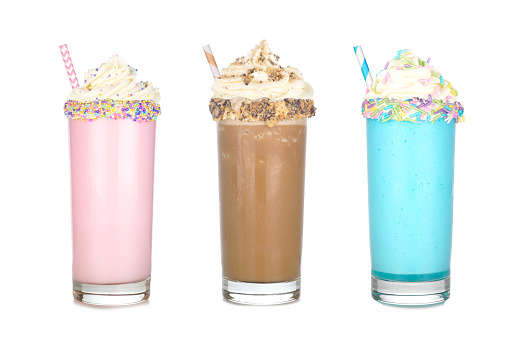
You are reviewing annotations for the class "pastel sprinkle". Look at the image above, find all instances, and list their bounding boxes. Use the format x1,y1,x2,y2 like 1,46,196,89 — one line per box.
361,50,465,123
400,56,414,66
361,97,464,124
64,100,161,122
382,72,390,84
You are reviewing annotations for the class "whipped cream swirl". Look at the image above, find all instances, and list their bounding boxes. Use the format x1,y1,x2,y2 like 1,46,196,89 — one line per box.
211,40,313,100
365,50,458,101
67,55,160,102
361,49,464,124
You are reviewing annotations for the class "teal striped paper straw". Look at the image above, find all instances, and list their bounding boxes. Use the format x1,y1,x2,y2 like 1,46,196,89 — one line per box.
354,45,373,89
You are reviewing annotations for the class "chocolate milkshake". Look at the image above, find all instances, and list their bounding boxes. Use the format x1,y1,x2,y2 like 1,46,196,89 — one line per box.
209,41,316,305
217,119,307,283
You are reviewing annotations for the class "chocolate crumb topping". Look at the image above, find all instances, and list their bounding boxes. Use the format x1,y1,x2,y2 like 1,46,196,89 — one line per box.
209,98,316,127
211,40,313,101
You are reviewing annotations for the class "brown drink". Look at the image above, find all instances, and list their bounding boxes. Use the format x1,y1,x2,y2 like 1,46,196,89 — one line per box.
218,119,306,283
209,40,316,304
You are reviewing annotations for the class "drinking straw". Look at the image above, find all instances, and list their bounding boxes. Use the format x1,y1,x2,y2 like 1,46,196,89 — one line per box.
59,44,80,88
203,45,220,78
353,45,373,89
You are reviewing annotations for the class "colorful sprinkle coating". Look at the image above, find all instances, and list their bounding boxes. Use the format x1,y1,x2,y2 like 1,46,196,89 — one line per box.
363,50,464,124
362,97,465,124
64,99,161,122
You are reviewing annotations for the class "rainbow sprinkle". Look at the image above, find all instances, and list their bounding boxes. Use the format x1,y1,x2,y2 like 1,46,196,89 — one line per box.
362,50,464,124
64,99,161,122
362,97,464,124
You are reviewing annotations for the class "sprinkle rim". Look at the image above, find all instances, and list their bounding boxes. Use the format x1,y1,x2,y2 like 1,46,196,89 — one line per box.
64,99,161,122
362,97,464,124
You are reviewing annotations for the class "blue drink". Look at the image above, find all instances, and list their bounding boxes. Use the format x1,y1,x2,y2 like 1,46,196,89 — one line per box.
367,119,455,304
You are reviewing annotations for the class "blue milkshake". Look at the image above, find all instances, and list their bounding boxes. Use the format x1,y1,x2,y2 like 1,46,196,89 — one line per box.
368,119,455,281
361,49,464,305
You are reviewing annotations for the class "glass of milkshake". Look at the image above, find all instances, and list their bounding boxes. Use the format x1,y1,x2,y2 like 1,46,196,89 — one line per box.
208,41,316,305
362,50,464,305
64,55,161,305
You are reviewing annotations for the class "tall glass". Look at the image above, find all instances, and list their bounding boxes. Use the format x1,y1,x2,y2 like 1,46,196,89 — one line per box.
367,119,455,305
217,119,307,305
69,118,156,305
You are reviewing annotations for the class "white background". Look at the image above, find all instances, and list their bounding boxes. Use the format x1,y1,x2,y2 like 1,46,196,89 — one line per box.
0,0,506,337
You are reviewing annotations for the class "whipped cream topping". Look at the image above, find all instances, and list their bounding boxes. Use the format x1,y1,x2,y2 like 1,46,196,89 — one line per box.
361,49,464,124
67,55,160,102
211,40,313,100
365,50,458,101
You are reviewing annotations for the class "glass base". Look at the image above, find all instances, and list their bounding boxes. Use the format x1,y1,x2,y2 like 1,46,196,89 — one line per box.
222,277,300,305
73,277,150,306
371,276,450,306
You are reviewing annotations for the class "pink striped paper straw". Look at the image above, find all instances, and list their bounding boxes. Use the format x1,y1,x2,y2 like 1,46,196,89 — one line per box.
59,44,80,88
203,45,220,78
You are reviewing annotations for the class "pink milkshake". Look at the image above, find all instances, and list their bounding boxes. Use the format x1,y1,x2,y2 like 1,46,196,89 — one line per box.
64,55,161,305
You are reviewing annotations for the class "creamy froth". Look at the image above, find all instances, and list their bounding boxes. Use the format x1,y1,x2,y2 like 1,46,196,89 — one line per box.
211,40,313,100
67,55,160,102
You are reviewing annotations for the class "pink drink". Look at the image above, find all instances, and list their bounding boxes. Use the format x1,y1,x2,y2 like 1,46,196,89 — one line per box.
69,118,156,285
64,54,160,305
